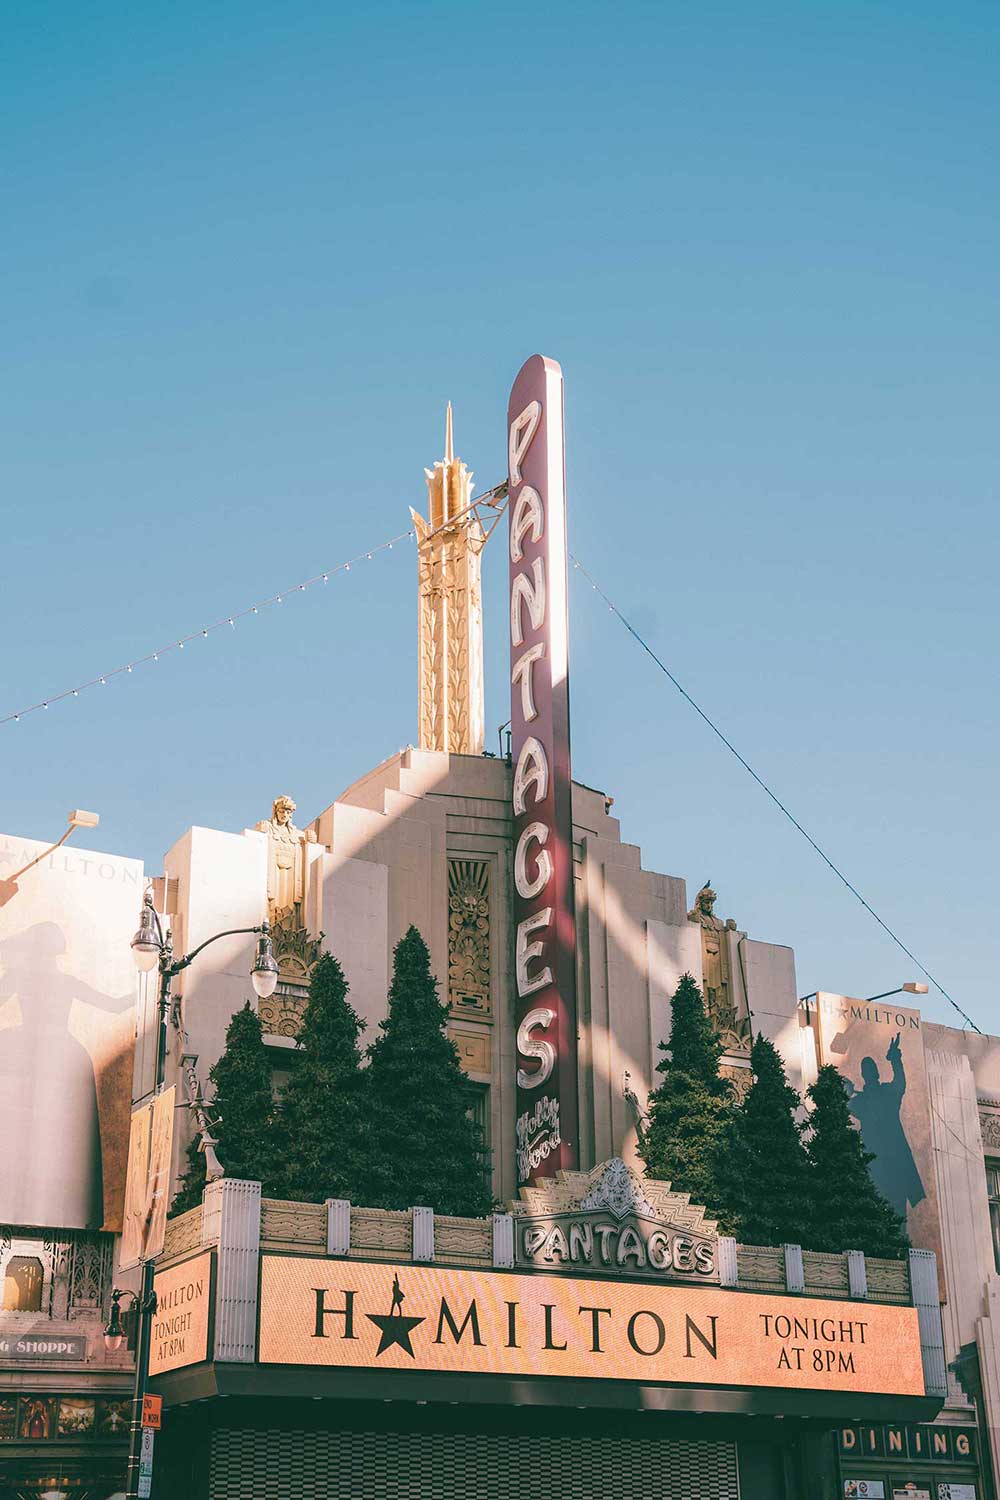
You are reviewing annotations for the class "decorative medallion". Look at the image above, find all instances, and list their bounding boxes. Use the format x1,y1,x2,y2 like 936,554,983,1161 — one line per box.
720,1063,753,1102
258,910,323,1039
579,1158,656,1221
270,911,324,978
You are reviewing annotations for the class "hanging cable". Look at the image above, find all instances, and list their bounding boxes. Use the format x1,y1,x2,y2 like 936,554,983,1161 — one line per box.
1,472,976,1035
570,552,981,1035
1,527,413,726
1,480,510,729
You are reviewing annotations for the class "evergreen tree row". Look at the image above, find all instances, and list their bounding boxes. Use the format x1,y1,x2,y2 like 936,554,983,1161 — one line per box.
639,973,908,1259
171,926,492,1219
173,948,907,1260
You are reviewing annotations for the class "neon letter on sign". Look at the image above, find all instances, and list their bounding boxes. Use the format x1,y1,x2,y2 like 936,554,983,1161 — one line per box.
508,354,579,1185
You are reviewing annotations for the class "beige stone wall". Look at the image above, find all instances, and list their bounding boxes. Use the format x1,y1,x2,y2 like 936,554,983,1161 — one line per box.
160,746,805,1208
919,1024,1000,1490
159,822,270,1191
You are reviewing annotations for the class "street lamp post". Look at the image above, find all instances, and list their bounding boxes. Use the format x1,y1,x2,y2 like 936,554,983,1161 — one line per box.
0,808,100,908
106,888,279,1500
864,982,929,1003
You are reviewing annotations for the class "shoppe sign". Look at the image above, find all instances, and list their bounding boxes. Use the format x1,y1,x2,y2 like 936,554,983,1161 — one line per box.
259,1255,925,1396
507,354,579,1186
0,1334,88,1360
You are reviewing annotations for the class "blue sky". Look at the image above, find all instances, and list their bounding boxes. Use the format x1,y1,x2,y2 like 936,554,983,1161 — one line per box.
3,1,997,1029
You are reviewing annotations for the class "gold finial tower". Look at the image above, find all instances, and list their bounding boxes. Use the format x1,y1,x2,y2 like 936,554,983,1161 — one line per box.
410,404,486,755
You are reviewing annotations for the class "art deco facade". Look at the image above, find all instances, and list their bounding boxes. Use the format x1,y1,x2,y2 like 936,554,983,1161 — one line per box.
1,411,998,1500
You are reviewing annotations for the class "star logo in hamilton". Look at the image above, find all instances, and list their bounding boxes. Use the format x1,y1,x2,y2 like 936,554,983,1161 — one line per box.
365,1273,425,1358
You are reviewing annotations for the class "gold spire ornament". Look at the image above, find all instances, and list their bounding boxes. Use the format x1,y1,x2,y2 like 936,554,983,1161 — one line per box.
411,404,486,755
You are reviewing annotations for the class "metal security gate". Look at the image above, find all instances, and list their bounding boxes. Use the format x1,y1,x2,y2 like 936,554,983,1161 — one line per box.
209,1427,740,1500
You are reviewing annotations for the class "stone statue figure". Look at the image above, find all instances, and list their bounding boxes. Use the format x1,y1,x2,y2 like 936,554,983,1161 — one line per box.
686,885,746,1048
255,795,316,920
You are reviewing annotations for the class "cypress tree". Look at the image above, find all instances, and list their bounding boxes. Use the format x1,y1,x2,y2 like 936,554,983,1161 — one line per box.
274,952,368,1203
803,1065,909,1257
363,925,491,1217
722,1034,811,1246
638,972,733,1219
170,1001,276,1215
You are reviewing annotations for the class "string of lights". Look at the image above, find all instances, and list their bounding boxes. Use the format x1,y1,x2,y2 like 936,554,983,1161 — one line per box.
570,551,981,1035
0,482,512,731
0,527,414,727
1,480,975,1033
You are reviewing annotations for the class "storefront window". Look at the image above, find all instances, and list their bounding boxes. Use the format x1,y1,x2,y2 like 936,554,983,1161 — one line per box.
987,1162,1000,1274
468,1082,490,1139
2,1254,44,1312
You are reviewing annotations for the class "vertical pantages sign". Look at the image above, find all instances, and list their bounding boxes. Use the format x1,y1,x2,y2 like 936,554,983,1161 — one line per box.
508,355,578,1184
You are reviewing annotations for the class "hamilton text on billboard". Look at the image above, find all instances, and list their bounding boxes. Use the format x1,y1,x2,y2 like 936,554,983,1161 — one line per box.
258,1258,925,1396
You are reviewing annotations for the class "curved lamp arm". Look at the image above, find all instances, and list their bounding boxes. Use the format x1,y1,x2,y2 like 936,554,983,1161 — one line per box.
169,924,266,977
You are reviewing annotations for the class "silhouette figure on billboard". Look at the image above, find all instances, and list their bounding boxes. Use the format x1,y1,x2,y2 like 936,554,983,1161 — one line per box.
0,922,132,1229
843,1032,925,1220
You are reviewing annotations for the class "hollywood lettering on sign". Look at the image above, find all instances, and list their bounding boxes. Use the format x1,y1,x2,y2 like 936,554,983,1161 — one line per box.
259,1257,925,1396
507,354,578,1185
149,1252,212,1377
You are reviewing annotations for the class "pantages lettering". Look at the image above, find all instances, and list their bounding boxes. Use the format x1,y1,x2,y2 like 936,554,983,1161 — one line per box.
258,1257,926,1397
508,354,579,1185
516,1213,717,1280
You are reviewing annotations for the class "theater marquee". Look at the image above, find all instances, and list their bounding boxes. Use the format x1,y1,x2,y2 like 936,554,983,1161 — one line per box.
258,1256,925,1397
149,1252,212,1376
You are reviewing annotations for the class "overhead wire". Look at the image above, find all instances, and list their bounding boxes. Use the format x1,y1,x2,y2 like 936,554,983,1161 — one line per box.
0,482,508,730
569,552,981,1035
1,476,976,1033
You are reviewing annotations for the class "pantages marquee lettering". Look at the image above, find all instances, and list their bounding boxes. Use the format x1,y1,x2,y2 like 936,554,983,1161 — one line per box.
258,1256,925,1397
507,354,579,1186
516,1211,717,1281
513,1158,720,1282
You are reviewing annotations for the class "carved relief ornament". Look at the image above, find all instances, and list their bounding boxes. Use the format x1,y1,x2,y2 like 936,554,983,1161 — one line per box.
447,860,491,1019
